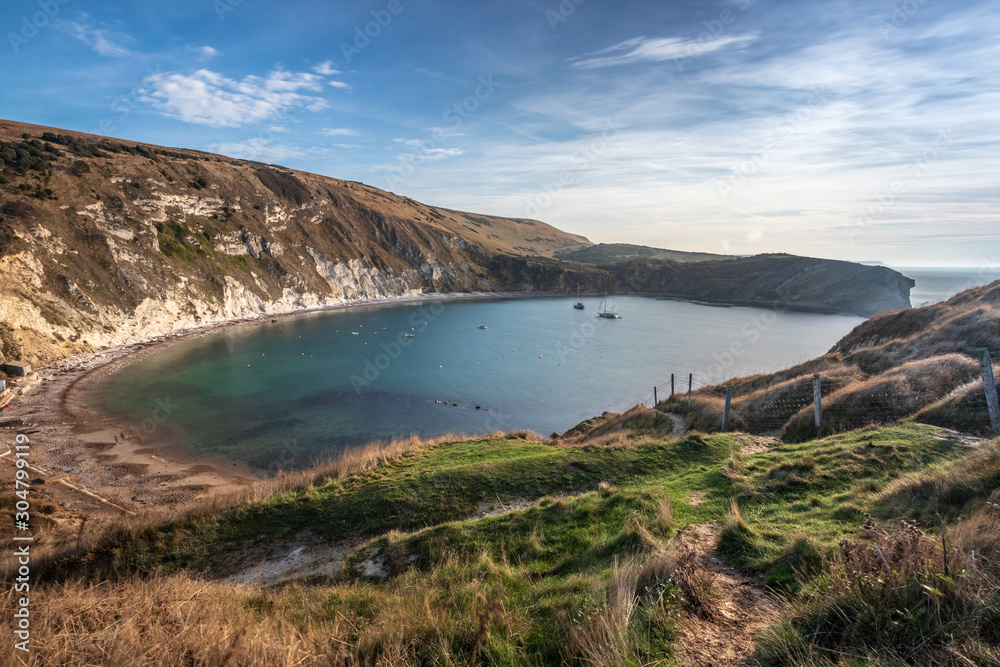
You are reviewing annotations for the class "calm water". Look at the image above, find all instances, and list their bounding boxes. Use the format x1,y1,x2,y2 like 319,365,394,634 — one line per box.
101,296,864,472
894,266,1000,307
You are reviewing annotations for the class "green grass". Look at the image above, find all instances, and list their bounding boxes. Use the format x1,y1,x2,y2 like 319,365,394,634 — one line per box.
716,423,968,589
29,422,991,665
97,432,734,576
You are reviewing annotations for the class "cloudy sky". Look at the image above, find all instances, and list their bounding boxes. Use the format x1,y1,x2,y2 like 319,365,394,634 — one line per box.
1,0,997,266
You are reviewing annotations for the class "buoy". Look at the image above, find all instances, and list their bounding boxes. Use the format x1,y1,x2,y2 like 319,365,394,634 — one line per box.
539,355,542,358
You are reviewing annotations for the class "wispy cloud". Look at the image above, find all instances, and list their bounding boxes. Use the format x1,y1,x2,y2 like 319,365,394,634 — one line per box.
392,138,463,160
141,67,328,127
570,33,758,69
209,138,303,162
321,128,359,136
312,60,341,76
60,19,131,57
189,45,218,59
328,80,352,90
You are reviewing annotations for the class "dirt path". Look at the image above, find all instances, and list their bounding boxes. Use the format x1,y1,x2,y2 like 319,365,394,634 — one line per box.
664,411,689,436
674,522,786,667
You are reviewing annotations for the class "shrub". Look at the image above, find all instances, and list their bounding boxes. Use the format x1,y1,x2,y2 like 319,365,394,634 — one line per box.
756,516,1000,666
70,159,91,176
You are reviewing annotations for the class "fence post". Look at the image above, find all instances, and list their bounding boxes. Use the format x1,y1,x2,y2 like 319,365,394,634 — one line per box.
813,373,823,432
721,387,732,432
978,348,1000,430
670,373,675,398
653,386,657,406
688,374,693,409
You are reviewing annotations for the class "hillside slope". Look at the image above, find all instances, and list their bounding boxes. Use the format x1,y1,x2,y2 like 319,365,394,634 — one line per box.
0,120,592,362
662,280,1000,437
0,119,912,364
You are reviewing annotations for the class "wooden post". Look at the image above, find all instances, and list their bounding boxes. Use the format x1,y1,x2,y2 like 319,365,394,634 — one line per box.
653,386,658,406
721,387,732,432
979,349,1000,430
688,374,693,409
813,373,823,432
670,373,675,398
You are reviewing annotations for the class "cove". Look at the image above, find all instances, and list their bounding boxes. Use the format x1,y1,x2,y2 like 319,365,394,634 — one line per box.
96,295,864,473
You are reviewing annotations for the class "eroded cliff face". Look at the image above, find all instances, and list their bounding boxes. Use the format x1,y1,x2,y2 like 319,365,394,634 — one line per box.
0,120,914,364
0,121,591,363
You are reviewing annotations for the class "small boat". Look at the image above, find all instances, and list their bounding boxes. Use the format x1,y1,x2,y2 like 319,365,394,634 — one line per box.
351,332,360,335
597,289,620,319
478,325,488,329
574,285,585,310
405,333,415,338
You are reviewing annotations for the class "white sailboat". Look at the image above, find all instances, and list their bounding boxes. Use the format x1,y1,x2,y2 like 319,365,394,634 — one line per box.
574,285,585,310
597,289,619,319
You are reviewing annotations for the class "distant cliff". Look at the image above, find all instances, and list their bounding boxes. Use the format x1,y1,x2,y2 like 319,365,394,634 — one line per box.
0,119,911,364
610,254,914,317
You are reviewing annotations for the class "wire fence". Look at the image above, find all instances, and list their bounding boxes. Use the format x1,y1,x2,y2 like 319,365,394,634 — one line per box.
648,350,1000,437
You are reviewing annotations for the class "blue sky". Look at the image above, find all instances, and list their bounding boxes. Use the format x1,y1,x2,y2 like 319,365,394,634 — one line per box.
1,0,998,267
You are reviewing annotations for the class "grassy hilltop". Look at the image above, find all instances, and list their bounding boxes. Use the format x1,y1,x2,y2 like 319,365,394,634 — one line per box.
3,284,999,665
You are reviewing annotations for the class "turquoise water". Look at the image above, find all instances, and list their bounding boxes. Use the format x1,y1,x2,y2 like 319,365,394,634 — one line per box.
100,296,864,473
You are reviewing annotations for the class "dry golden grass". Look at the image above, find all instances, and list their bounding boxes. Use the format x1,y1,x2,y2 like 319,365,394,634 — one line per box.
672,282,1000,438
565,560,642,667
563,404,675,445
876,439,1000,521
757,511,1000,666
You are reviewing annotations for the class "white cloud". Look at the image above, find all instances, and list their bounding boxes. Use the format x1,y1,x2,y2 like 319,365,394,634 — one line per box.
141,67,328,128
570,33,758,69
193,45,218,59
328,80,352,89
61,19,131,57
321,128,359,136
209,138,303,163
312,60,341,76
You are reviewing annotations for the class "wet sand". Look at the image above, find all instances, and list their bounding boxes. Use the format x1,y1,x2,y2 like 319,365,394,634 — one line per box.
0,291,542,520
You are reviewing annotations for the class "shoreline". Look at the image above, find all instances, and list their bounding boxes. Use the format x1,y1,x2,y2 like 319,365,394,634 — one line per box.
0,287,870,525
0,290,562,522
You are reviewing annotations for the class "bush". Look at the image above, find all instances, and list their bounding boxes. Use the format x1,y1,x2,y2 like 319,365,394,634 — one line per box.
756,516,1000,666
70,160,91,176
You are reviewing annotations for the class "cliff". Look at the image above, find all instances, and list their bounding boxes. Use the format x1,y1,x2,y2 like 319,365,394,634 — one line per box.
0,119,912,364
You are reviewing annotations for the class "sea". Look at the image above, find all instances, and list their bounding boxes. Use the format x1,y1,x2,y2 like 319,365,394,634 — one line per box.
97,267,997,473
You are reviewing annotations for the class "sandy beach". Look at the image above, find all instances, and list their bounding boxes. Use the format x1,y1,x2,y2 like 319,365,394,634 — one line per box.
0,291,549,527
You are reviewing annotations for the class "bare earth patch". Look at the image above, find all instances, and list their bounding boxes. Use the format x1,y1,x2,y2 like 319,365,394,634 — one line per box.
735,434,781,455
674,522,786,667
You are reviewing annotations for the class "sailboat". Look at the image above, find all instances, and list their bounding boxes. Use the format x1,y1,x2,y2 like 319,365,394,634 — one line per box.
597,289,620,319
573,285,585,310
